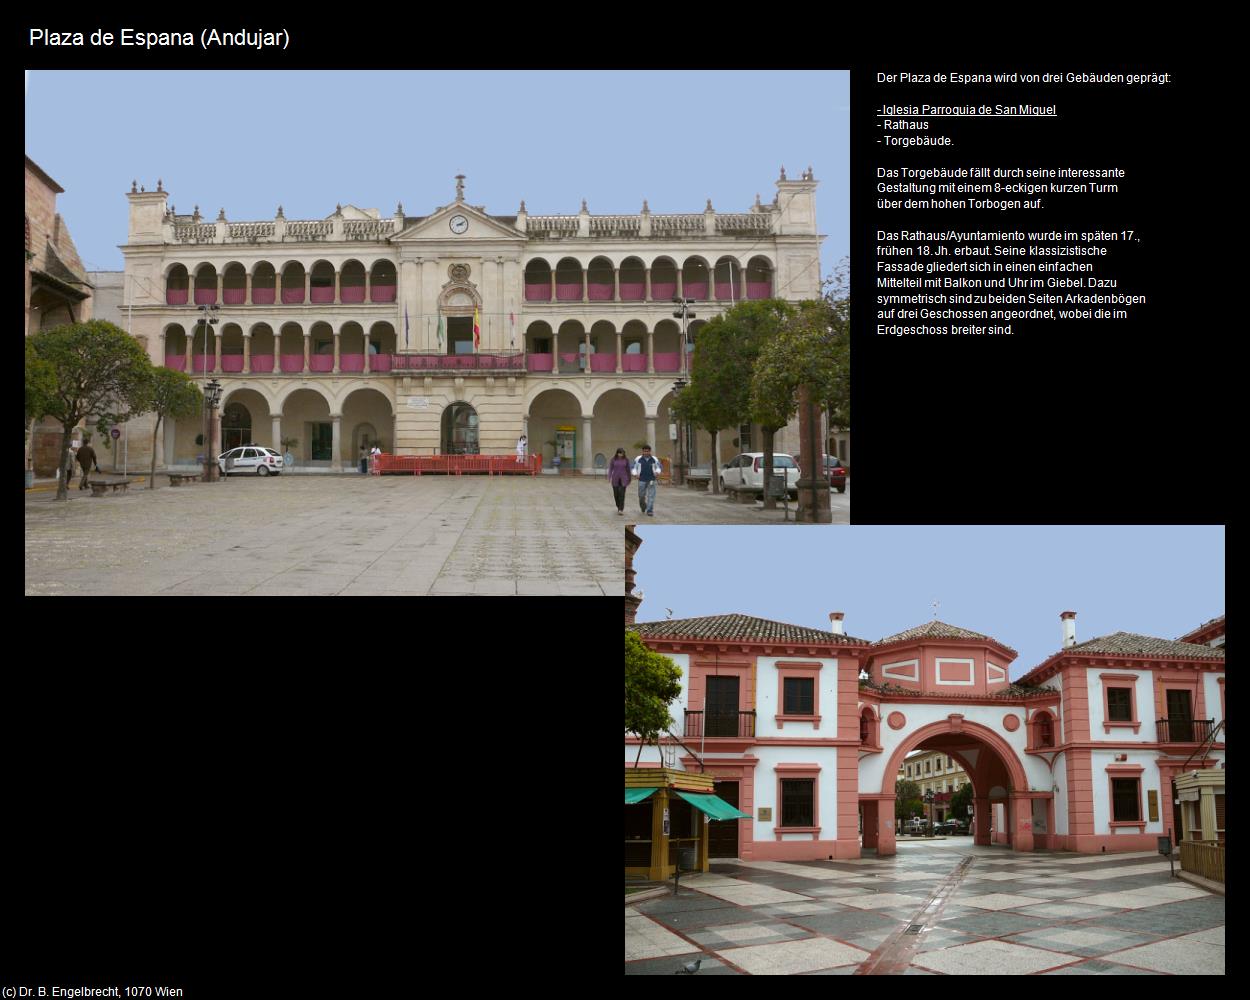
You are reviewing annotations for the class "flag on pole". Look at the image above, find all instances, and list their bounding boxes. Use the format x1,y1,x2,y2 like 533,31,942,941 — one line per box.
404,304,410,349
437,312,444,351
509,310,515,348
473,307,481,351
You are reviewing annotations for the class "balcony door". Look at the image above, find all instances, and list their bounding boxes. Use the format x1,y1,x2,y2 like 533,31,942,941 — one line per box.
1166,689,1193,742
705,676,740,737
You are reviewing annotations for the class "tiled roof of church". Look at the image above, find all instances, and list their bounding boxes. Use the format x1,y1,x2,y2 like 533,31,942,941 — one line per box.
633,614,868,645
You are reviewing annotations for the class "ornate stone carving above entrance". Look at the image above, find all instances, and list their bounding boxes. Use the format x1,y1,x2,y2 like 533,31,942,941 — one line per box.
448,263,471,282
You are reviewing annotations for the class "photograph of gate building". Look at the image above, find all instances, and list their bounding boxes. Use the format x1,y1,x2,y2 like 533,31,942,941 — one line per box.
120,169,825,472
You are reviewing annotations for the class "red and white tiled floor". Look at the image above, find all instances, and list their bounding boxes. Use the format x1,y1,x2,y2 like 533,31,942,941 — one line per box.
625,840,1225,975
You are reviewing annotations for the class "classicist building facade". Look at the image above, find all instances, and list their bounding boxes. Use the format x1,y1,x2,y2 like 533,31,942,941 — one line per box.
119,170,824,471
625,603,1225,861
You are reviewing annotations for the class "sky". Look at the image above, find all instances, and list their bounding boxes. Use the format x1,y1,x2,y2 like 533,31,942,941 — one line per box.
24,70,849,274
631,525,1224,680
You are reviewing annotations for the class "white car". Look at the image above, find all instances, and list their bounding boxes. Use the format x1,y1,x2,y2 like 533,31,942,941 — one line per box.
219,446,283,476
719,453,799,498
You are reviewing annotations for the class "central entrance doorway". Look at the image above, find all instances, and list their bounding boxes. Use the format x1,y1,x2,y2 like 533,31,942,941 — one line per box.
441,402,479,454
708,781,740,858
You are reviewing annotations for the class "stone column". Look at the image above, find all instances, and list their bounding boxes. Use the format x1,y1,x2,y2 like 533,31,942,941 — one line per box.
334,269,341,304
209,408,222,482
581,267,588,302
216,273,223,304
333,331,341,374
550,270,556,301
646,327,655,374
644,267,651,301
184,335,193,373
677,269,684,299
243,332,252,374
613,266,620,302
615,329,623,373
364,329,372,374
877,798,897,856
1010,795,1035,853
303,270,311,303
584,330,592,373
213,331,222,374
581,415,593,474
271,414,282,455
303,333,311,374
245,271,252,305
158,332,166,368
365,270,372,303
188,272,196,305
974,797,991,846
645,415,656,451
331,414,342,471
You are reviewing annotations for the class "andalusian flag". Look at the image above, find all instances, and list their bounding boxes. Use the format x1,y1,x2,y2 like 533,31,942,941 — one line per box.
473,307,481,351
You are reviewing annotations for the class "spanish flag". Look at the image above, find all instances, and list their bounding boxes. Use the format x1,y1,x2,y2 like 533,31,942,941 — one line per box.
473,307,481,351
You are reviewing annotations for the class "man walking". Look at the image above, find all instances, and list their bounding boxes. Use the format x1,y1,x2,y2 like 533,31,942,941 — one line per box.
632,444,661,517
76,440,98,491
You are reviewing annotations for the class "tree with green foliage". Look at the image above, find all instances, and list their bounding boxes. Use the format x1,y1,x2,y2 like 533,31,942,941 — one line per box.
950,783,973,821
25,338,57,472
896,778,924,821
26,321,153,501
133,367,203,488
625,631,684,768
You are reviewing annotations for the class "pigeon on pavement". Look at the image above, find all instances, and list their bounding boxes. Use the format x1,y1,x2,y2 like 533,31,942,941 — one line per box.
675,958,702,974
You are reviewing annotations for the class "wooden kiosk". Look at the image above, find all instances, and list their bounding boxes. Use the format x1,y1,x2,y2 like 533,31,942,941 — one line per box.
625,768,747,883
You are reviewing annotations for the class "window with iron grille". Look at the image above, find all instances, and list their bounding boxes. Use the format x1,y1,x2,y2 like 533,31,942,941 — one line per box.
1106,688,1133,722
784,677,814,715
781,779,814,827
1112,778,1140,821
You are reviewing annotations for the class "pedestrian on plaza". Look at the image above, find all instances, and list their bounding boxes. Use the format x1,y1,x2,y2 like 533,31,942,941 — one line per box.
359,443,368,474
370,444,381,473
632,444,661,517
66,441,79,489
76,441,99,491
515,433,527,463
608,447,631,515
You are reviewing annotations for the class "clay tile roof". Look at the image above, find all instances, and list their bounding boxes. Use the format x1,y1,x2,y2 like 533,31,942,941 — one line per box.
1065,631,1225,661
633,614,869,645
874,620,1000,646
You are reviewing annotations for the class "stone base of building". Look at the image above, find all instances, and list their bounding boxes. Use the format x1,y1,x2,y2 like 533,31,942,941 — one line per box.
748,838,860,862
1052,833,1161,852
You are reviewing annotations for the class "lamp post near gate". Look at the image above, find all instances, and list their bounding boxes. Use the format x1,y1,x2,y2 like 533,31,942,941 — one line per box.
198,304,220,480
671,378,686,486
204,378,222,482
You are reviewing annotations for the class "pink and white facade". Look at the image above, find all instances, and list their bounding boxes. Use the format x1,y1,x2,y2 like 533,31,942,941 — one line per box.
627,611,1225,859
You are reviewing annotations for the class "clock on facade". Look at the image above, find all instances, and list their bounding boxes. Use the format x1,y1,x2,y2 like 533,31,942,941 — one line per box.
449,215,469,234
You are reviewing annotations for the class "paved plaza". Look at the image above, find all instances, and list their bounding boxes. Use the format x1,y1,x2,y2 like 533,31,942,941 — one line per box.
26,473,649,595
625,840,1225,975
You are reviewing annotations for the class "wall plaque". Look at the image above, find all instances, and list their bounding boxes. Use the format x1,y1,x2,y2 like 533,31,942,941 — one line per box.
1148,789,1159,822
758,807,772,822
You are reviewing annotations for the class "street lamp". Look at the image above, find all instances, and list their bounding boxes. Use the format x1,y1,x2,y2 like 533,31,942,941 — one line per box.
671,296,696,375
671,377,687,487
204,378,222,482
198,304,220,479
671,297,697,486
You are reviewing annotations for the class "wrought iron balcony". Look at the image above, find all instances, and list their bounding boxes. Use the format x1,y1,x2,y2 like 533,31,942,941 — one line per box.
1156,718,1214,744
683,709,756,739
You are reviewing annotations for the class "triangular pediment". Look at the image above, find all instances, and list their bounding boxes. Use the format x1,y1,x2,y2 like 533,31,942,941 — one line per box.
393,202,524,242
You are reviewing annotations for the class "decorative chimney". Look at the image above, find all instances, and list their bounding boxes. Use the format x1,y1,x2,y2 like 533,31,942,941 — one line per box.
829,612,845,635
1061,611,1077,648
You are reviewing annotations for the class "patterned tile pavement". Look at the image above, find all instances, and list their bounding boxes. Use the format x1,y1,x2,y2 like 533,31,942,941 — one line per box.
625,839,1225,975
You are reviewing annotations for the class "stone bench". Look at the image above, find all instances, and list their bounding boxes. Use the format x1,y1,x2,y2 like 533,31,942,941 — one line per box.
88,479,135,497
167,474,202,487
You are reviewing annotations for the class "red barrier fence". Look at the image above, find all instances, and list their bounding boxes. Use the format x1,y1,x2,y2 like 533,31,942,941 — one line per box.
372,454,543,476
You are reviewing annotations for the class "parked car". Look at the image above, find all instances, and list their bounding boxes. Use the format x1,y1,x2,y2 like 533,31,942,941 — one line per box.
219,446,284,476
719,453,800,498
823,455,848,493
934,818,969,835
905,817,929,834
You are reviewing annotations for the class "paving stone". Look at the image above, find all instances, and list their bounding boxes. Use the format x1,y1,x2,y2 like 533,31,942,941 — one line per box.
911,939,1074,975
714,936,869,975
1102,930,1226,975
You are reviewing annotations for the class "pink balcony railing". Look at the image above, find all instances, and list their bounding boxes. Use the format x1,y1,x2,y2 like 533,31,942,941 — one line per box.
588,284,613,300
194,287,217,305
556,283,582,301
223,288,246,305
164,355,187,371
310,286,334,303
715,282,742,300
221,355,245,373
619,282,644,300
191,355,213,372
681,281,706,299
281,287,305,304
651,281,677,299
527,354,553,372
590,354,616,372
391,352,526,371
374,453,543,476
250,354,274,373
166,289,188,305
252,287,276,304
309,355,333,372
747,281,773,299
622,354,646,372
340,354,364,372
371,285,396,303
280,354,304,373
371,354,392,372
340,286,365,303
653,352,680,372
525,284,552,301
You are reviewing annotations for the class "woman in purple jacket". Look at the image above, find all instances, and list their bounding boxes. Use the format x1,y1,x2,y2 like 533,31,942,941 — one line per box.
607,447,632,515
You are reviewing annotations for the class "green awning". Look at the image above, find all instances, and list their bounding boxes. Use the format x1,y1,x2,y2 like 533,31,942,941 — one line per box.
625,787,657,804
674,791,750,820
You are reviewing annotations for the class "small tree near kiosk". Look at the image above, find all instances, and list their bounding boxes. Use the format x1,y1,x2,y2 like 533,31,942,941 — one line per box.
625,632,683,768
950,782,973,822
26,321,153,501
896,778,924,825
135,367,204,488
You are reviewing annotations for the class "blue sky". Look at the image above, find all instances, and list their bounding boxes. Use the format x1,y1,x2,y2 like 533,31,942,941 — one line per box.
631,525,1224,679
25,70,849,274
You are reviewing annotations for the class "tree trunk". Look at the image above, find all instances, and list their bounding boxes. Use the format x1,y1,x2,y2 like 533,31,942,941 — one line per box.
709,428,720,493
634,740,644,769
761,426,776,510
149,414,162,488
55,425,74,501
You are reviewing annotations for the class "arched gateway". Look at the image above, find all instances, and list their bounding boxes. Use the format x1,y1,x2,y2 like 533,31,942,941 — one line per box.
626,596,1225,864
